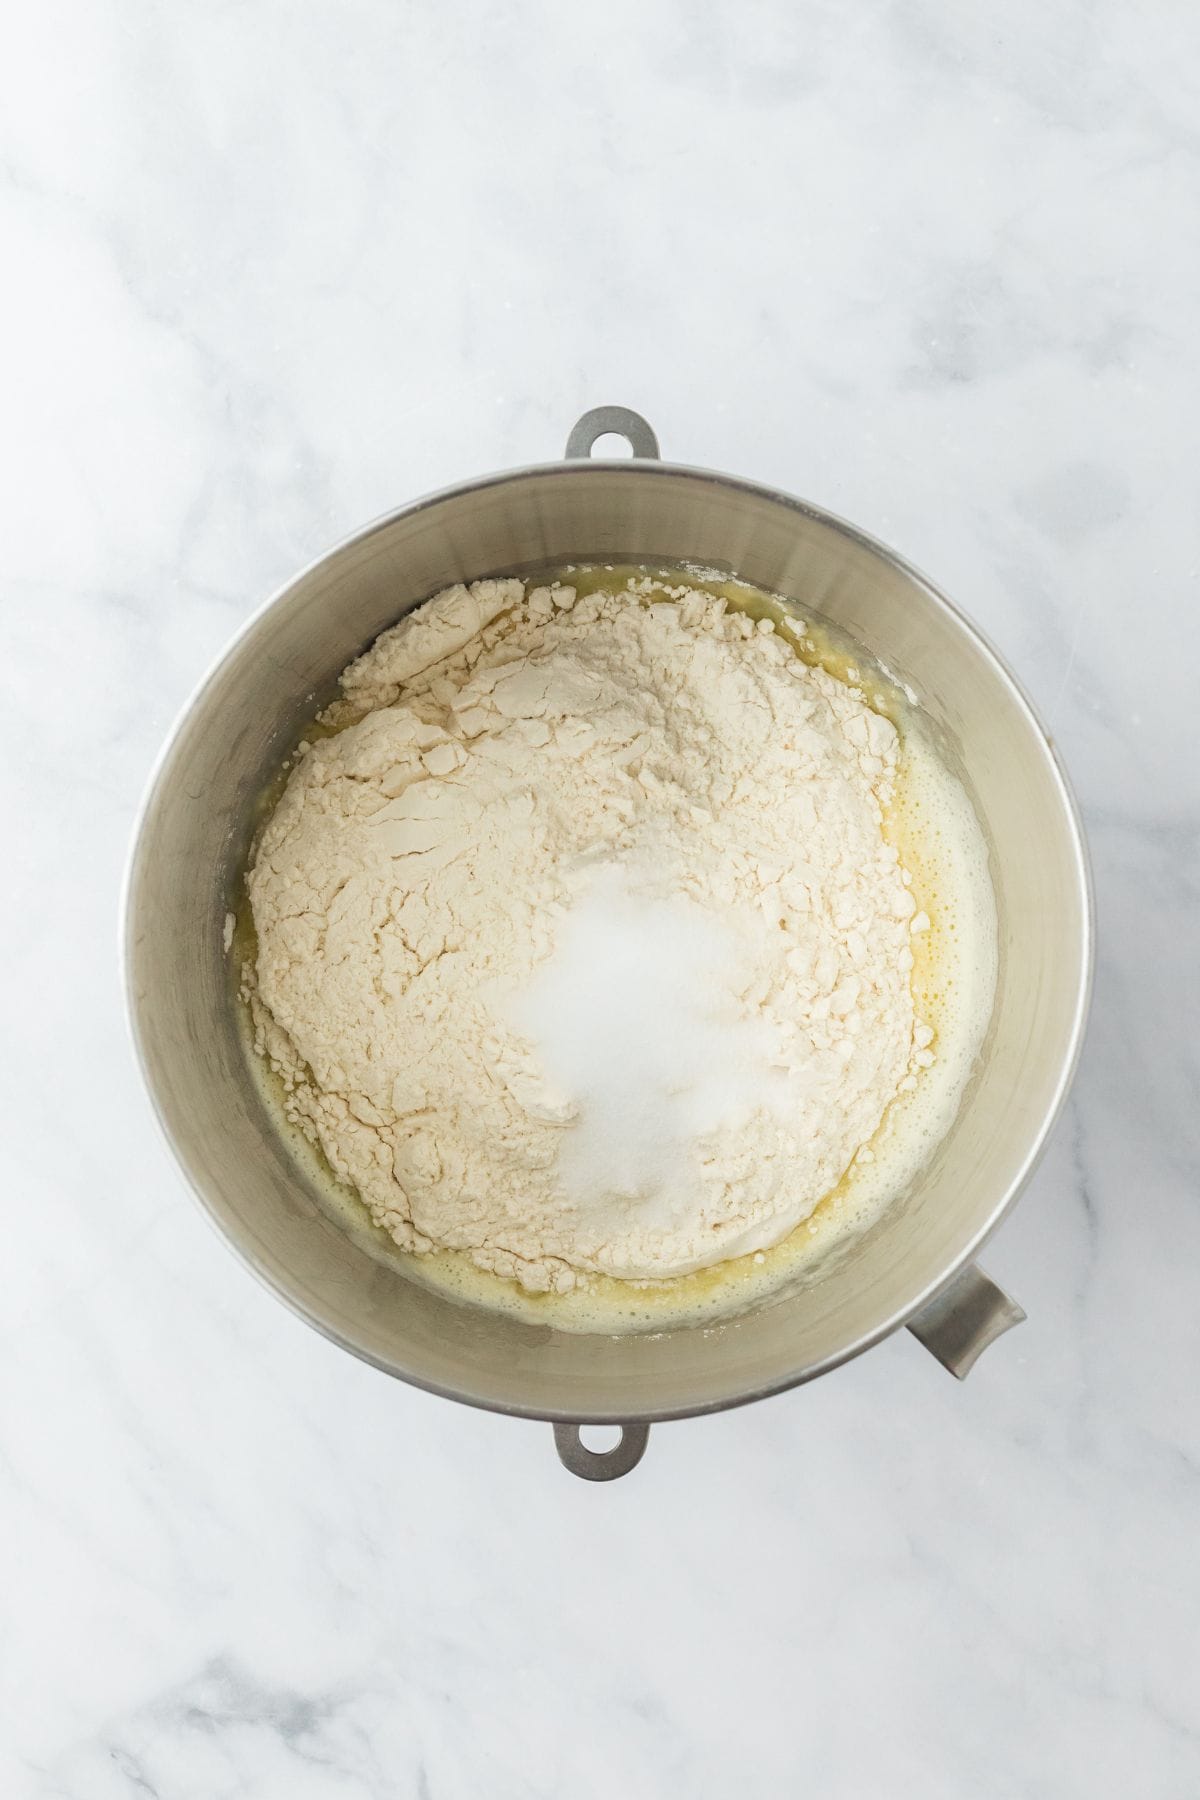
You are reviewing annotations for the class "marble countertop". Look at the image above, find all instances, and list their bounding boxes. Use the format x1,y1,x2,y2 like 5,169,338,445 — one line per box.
4,2,1199,1794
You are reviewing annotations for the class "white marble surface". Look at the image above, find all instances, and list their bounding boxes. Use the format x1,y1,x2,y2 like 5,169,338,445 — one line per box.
4,1,1199,1793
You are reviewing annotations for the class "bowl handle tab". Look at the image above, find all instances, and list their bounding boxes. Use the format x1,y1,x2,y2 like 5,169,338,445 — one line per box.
552,1421,651,1481
907,1263,1026,1379
564,406,660,461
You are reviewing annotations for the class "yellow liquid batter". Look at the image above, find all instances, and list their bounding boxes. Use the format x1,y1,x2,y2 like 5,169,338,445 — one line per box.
234,564,997,1333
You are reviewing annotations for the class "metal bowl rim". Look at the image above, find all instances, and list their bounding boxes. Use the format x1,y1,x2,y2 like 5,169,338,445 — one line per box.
122,454,1096,1423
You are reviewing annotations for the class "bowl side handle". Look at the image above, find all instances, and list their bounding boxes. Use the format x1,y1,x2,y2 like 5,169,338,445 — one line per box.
907,1263,1026,1378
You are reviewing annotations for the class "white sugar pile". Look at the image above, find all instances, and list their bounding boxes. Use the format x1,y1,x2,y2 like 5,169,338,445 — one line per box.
507,864,789,1229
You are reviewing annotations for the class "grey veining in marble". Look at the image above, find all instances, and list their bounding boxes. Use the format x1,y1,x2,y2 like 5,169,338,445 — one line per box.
3,1,1199,1795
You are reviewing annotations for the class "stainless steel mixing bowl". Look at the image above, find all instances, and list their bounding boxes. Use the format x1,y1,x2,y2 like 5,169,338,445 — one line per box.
124,406,1093,1480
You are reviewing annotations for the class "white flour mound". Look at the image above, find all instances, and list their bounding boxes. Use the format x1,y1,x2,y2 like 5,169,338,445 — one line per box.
247,578,930,1293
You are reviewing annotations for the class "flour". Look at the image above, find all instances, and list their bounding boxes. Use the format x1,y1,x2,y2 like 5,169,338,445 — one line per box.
246,576,931,1293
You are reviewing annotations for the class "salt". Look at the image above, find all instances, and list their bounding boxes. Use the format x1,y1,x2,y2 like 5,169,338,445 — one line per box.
508,865,786,1228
